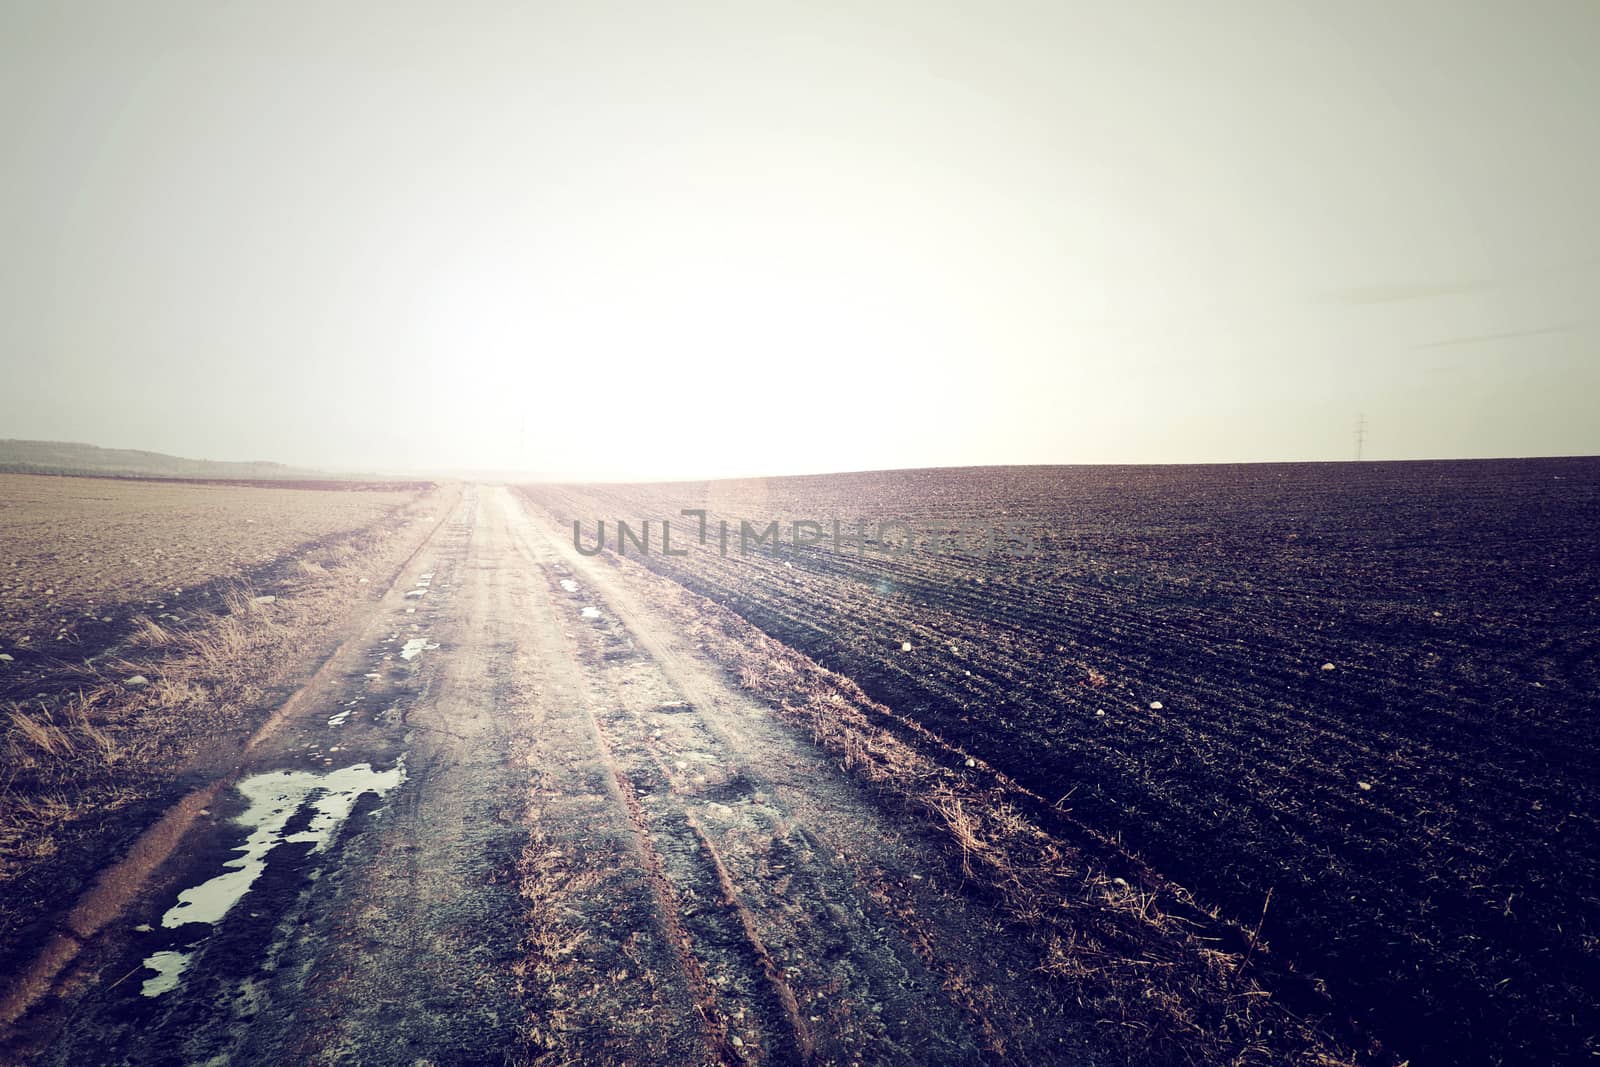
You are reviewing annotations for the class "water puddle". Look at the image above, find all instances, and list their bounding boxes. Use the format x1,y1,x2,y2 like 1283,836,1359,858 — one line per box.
140,951,190,997
399,637,439,662
140,760,406,997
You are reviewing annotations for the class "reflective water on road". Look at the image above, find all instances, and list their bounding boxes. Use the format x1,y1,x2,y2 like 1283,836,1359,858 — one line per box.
140,760,406,997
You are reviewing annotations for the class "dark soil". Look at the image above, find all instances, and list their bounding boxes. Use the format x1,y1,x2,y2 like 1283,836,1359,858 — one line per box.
523,457,1600,1066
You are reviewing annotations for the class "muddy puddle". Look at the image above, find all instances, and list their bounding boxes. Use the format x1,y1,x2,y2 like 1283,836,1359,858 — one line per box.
399,636,438,661
139,761,406,998
402,572,436,600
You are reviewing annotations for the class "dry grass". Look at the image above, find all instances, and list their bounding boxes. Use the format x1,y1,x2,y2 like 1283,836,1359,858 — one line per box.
735,655,797,691
6,707,73,760
513,824,616,1062
4,697,124,769
132,616,175,648
516,835,597,976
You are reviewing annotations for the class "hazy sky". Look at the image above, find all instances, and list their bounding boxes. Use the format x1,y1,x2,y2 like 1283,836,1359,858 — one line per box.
2,1,1596,479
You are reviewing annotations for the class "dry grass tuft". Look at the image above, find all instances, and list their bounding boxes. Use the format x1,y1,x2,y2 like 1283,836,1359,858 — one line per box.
64,701,122,767
7,706,73,759
220,584,256,618
149,676,206,710
4,698,126,770
132,615,175,648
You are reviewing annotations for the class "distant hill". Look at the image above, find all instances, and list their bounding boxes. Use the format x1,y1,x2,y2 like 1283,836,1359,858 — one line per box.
0,439,372,482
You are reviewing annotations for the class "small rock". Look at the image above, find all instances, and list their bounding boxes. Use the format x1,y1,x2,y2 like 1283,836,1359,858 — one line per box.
1321,662,1336,672
730,1036,744,1048
134,923,152,933
358,577,368,584
1095,709,1106,717
125,675,150,687
0,653,13,663
964,757,977,768
252,595,276,605
1357,780,1373,792
1149,700,1163,710
900,641,913,652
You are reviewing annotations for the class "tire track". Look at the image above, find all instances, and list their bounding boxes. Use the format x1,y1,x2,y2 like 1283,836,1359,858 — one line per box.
500,490,792,1065
504,489,1039,1065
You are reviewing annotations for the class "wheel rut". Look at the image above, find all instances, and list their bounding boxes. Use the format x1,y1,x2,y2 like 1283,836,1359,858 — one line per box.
503,490,985,1065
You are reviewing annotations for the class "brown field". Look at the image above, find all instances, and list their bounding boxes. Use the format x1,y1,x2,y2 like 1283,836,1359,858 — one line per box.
0,473,424,650
519,457,1600,1066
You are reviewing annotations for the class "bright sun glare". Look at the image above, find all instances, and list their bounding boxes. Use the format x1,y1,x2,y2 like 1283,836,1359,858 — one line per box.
411,242,945,479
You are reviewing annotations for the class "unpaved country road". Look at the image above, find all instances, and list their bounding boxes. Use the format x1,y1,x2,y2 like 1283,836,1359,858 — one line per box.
5,487,1089,1065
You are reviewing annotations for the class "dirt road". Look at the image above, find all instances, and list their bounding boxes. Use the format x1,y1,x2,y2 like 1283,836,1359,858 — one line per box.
4,488,1091,1065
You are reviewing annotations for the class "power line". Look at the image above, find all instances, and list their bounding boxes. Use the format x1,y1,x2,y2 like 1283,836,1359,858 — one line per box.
1355,413,1367,461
